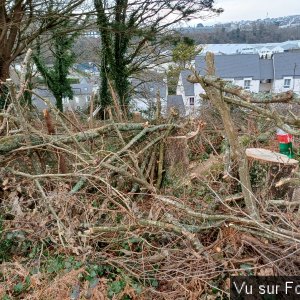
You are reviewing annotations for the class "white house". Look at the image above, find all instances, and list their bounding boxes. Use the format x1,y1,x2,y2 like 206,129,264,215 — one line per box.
194,54,262,95
272,52,300,94
176,70,201,116
172,52,300,115
32,77,94,111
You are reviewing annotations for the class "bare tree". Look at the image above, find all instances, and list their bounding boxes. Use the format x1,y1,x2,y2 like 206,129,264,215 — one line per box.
0,0,90,106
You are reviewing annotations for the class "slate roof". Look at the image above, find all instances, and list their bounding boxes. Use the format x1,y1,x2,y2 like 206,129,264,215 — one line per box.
180,70,195,96
71,78,94,95
259,58,273,79
195,54,261,80
195,52,300,80
167,95,186,116
273,52,300,79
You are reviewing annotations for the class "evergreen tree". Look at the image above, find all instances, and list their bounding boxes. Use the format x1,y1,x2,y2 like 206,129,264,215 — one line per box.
94,0,222,114
167,38,201,94
33,30,78,112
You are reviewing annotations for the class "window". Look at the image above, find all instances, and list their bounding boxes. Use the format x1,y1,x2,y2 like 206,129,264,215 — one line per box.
284,79,291,88
189,97,195,106
244,80,251,90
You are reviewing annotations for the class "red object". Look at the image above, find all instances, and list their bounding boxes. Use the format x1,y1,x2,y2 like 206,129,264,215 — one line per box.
277,134,293,143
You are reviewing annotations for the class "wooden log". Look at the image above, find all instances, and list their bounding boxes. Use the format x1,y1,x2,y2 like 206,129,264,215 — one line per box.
246,148,299,200
0,123,178,155
246,148,299,165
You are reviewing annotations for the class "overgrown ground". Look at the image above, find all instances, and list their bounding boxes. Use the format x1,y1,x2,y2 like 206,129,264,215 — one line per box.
0,98,300,299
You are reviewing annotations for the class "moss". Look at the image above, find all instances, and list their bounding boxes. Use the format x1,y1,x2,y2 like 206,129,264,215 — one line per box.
0,134,43,155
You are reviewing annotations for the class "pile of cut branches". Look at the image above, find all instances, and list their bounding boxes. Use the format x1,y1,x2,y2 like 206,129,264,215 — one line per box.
0,55,300,299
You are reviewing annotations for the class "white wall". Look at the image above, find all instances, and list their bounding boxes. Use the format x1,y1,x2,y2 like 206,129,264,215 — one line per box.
64,95,90,111
131,97,152,111
233,78,260,93
195,78,260,96
194,83,203,103
294,78,300,94
177,75,204,116
193,76,300,96
176,74,185,98
272,77,300,94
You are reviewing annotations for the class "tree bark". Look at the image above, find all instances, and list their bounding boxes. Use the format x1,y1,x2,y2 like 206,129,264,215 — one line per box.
195,52,259,219
0,59,11,82
0,123,178,155
165,136,189,180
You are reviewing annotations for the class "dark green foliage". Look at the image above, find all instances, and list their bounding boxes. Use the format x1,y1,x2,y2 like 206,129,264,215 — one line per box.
167,37,200,94
33,29,78,112
0,85,9,110
94,0,220,114
0,217,15,262
95,0,132,112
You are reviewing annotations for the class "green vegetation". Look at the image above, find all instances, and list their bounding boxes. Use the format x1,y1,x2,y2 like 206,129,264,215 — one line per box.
33,27,78,112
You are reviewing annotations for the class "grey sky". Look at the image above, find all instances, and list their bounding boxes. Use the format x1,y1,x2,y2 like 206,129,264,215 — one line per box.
200,0,299,25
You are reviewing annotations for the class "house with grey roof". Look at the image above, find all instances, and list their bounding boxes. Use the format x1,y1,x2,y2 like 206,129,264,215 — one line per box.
195,54,262,93
176,70,200,116
272,52,300,94
32,77,93,111
176,52,300,112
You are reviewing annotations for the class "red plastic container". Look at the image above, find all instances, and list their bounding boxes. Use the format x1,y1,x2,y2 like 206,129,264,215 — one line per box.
276,134,293,143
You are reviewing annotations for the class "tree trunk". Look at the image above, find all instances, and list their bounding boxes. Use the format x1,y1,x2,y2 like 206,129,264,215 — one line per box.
0,59,10,82
165,136,189,179
0,59,11,109
200,52,259,219
0,123,177,155
56,94,64,112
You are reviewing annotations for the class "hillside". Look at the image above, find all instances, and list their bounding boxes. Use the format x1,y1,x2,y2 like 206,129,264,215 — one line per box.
179,15,300,44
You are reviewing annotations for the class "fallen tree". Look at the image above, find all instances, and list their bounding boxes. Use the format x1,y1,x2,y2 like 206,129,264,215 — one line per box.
1,57,300,298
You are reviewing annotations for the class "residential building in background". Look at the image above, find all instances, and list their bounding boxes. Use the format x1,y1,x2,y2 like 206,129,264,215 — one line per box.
200,40,300,56
172,52,300,116
32,77,94,111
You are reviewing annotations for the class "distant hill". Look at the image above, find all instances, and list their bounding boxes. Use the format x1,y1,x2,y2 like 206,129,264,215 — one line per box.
178,15,300,44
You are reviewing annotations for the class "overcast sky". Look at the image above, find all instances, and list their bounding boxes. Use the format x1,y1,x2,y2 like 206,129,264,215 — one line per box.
197,0,299,25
